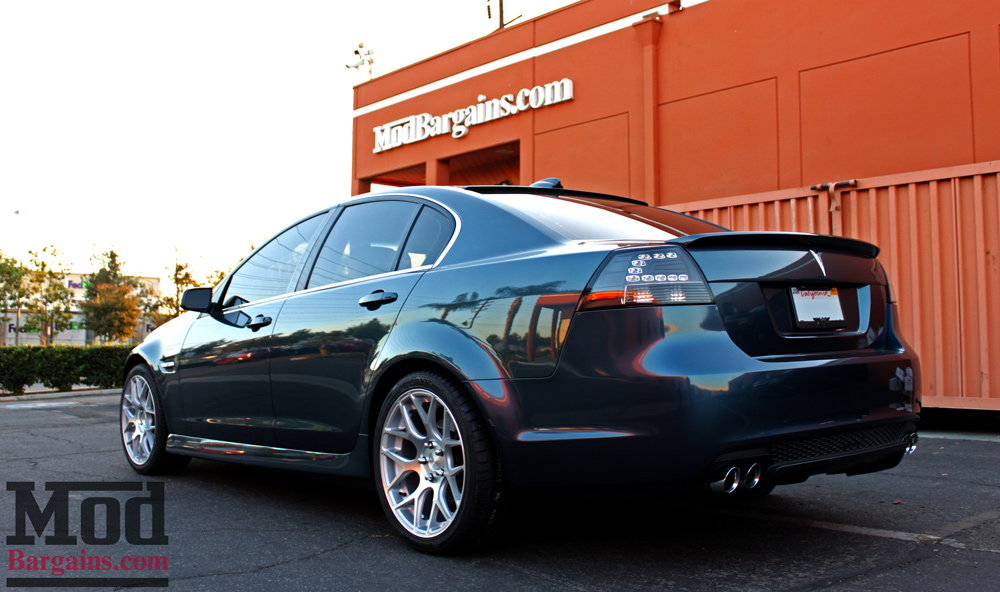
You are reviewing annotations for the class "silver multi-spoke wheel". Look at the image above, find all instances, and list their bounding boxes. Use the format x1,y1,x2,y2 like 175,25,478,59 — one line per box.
120,366,189,475
380,387,465,538
121,373,156,466
375,371,504,553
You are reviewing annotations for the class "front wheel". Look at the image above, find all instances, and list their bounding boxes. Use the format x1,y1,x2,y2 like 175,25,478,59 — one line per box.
120,365,190,475
374,371,505,554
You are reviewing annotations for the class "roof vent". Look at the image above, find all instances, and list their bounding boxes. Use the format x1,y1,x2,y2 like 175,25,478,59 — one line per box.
529,178,564,189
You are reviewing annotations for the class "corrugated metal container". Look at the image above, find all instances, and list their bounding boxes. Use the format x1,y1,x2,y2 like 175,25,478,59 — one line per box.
672,161,1000,410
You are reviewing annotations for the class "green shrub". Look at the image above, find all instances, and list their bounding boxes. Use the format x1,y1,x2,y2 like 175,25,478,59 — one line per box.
0,347,38,396
36,346,82,392
79,345,132,389
0,345,133,395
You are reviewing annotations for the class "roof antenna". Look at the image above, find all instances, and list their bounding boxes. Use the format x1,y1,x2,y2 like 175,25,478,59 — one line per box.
529,178,563,189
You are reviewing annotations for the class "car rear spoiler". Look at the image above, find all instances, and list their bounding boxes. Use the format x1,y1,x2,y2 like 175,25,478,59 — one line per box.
670,232,880,258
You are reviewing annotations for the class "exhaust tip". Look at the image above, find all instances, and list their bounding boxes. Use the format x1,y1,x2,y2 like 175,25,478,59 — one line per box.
903,432,918,455
744,463,762,489
709,466,741,494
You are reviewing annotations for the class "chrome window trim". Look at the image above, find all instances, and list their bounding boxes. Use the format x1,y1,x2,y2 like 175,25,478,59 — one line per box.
213,193,460,309
218,209,331,309
292,265,432,299
300,192,461,292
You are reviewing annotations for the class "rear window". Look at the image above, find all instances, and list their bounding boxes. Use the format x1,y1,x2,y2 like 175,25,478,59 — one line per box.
490,194,725,240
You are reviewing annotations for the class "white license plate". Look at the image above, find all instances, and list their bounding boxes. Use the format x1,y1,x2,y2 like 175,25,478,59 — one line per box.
790,287,845,328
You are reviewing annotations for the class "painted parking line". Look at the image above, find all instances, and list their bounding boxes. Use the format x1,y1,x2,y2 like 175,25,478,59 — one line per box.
2,401,79,410
920,430,1000,443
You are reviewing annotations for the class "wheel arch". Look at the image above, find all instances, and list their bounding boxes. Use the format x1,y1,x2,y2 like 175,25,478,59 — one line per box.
122,346,166,398
123,351,150,379
365,356,470,441
363,355,511,475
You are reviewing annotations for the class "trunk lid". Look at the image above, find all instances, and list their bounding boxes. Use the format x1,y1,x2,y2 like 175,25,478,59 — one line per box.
673,233,890,357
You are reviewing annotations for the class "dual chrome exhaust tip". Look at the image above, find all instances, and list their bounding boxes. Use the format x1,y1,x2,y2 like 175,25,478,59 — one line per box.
709,432,918,493
708,462,762,494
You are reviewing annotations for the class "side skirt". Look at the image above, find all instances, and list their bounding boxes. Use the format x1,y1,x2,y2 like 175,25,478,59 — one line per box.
165,434,372,477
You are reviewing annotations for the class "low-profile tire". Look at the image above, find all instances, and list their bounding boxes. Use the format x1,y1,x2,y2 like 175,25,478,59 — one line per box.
374,371,505,554
120,365,190,475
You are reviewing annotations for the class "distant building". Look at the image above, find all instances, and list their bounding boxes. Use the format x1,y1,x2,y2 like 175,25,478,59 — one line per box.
5,273,160,346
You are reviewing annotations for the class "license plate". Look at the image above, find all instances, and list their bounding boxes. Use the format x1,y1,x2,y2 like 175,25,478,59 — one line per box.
790,287,846,329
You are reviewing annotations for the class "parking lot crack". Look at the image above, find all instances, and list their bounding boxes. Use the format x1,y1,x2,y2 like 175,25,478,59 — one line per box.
783,544,945,591
25,430,85,449
2,448,119,463
153,533,373,587
478,559,595,592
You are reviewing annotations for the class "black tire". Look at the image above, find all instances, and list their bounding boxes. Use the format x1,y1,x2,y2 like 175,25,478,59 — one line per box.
120,365,190,475
373,371,505,554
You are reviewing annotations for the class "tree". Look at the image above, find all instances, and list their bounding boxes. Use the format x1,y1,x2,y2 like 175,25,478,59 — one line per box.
82,282,142,343
0,253,28,347
205,269,228,287
22,247,74,346
137,280,171,329
81,250,143,344
161,258,198,320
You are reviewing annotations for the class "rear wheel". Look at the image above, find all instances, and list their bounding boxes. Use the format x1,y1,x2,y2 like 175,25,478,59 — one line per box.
374,371,504,554
120,365,190,475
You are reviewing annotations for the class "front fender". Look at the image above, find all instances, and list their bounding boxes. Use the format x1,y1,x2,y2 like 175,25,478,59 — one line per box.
125,313,195,428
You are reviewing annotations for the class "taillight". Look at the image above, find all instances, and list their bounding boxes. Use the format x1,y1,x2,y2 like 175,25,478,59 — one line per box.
579,245,714,311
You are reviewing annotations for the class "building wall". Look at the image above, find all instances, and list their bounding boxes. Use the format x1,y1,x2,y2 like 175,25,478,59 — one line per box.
4,273,161,346
352,0,1000,206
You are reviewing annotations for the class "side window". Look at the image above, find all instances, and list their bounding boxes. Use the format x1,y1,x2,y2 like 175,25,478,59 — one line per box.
307,201,419,288
224,214,324,305
399,207,454,270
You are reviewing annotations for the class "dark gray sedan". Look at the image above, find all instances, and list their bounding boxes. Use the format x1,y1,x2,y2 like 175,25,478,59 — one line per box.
120,182,920,553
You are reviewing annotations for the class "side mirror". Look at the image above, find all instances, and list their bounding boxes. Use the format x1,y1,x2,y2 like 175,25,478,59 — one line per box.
180,287,214,313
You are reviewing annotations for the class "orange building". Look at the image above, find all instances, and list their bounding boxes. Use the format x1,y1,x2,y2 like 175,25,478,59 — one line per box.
352,0,1000,411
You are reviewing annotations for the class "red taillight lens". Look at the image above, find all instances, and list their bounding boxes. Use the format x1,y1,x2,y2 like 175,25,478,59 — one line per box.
579,246,714,311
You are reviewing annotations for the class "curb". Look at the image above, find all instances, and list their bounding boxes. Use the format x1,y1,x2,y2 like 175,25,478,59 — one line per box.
0,389,119,401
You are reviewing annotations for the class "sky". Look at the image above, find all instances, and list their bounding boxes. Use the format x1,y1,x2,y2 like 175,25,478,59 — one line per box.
1,0,705,289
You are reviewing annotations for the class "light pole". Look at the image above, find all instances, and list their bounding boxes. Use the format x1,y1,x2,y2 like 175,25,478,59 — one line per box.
11,210,22,346
487,0,521,29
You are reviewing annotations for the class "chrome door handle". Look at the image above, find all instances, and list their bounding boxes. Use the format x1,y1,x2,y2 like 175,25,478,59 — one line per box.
247,315,272,331
359,290,398,311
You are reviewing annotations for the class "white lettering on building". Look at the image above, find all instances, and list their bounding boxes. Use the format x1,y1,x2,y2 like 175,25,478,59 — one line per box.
372,78,574,153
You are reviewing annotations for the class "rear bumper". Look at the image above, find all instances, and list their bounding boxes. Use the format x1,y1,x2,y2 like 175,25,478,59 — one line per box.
468,305,920,490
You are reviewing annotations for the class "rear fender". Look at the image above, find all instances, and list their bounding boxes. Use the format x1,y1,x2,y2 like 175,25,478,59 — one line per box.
375,319,509,382
360,320,510,438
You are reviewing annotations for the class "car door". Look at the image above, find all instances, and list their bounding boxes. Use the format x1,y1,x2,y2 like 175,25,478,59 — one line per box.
176,212,327,446
269,200,455,453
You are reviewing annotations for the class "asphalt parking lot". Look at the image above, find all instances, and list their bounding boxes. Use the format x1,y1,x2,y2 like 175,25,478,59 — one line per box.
2,392,998,592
